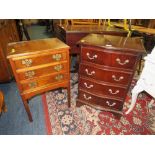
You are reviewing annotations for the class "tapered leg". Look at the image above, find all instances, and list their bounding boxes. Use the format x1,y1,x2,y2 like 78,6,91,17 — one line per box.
67,83,71,108
22,99,33,122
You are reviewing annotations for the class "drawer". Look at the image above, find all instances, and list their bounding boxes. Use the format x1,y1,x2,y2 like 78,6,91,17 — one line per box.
14,52,67,69
20,72,69,92
78,89,123,111
79,63,132,86
17,62,68,81
81,47,138,70
79,77,127,99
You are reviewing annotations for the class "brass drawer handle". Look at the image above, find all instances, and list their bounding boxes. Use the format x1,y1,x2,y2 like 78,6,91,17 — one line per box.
28,81,37,88
86,52,98,60
25,71,35,78
84,82,94,89
106,101,116,107
54,64,63,71
116,58,129,65
108,89,119,95
11,48,16,53
85,69,95,76
55,74,63,80
52,54,62,61
22,59,32,67
83,94,92,100
112,75,124,82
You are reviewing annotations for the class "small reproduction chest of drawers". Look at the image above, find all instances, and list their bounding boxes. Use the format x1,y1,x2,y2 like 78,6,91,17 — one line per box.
77,34,146,117
7,38,70,122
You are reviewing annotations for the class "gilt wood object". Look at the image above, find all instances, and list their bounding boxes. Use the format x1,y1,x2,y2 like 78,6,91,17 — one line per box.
76,34,146,117
7,38,70,122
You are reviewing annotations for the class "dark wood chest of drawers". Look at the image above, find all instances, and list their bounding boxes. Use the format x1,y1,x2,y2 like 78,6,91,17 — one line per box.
76,34,146,117
54,24,128,54
7,38,70,121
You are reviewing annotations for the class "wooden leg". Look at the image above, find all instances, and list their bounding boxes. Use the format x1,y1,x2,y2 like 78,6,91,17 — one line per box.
2,101,7,112
137,55,143,75
22,99,33,122
0,91,6,114
67,83,71,108
58,88,63,93
70,54,79,73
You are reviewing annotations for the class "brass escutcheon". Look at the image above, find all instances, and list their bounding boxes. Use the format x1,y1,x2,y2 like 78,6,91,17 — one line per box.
22,59,32,67
25,71,35,78
52,54,62,61
55,74,63,81
11,48,16,53
54,64,63,71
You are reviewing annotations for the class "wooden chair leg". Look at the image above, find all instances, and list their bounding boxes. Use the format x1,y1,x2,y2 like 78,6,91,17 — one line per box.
23,100,33,122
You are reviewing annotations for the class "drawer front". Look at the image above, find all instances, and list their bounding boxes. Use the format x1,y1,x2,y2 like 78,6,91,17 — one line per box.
14,52,67,69
20,73,68,91
79,77,127,99
81,47,138,70
17,62,68,81
79,64,132,86
81,47,104,65
78,90,123,111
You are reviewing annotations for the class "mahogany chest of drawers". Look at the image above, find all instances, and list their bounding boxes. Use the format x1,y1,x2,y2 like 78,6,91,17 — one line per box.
77,34,146,117
7,38,70,122
54,24,127,54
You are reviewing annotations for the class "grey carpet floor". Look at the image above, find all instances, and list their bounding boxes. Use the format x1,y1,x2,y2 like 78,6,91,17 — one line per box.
0,81,46,134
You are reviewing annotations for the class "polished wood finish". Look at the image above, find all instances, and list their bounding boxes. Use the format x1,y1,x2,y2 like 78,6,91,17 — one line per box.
0,20,19,82
77,34,146,117
79,63,132,86
79,77,127,99
81,47,138,70
112,22,155,35
66,19,102,25
54,24,128,54
7,38,70,122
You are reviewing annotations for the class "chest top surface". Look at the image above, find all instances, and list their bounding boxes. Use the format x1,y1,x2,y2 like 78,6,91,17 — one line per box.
58,24,128,34
7,38,70,58
78,34,146,53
